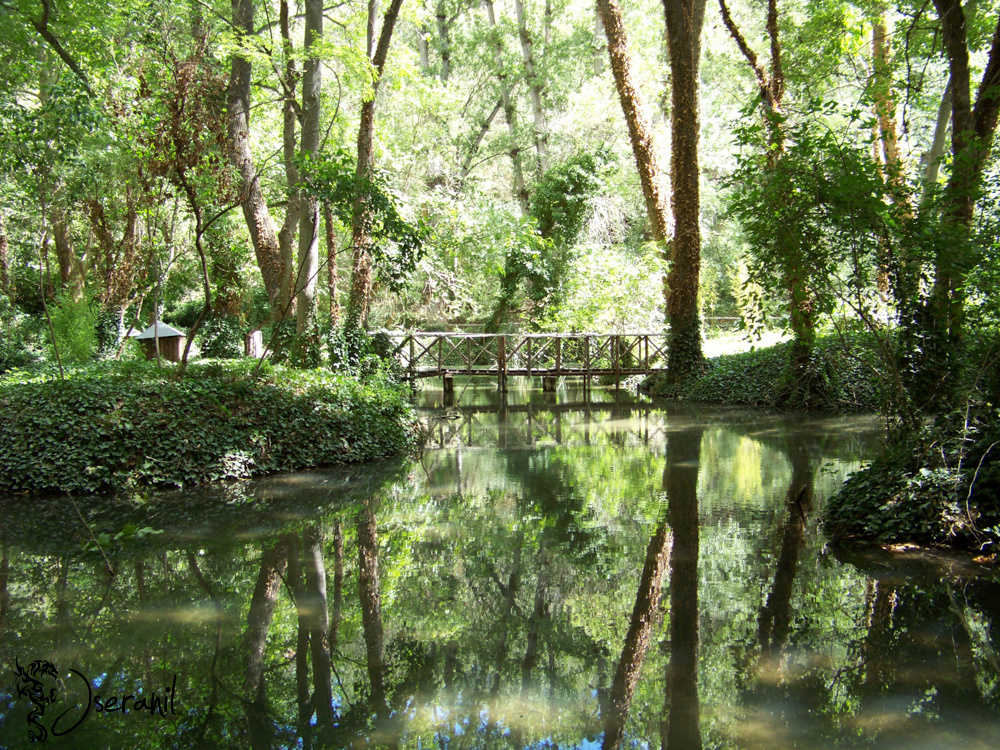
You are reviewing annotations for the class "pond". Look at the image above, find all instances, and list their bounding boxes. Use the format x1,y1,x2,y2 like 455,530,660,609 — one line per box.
1,379,998,749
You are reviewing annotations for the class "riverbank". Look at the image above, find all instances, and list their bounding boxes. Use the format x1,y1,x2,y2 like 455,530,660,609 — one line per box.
640,333,883,411
0,360,419,495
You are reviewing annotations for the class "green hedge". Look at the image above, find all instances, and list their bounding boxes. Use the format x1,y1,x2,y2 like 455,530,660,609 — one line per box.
0,361,419,494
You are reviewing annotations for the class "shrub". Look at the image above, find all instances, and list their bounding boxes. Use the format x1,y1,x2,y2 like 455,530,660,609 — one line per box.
47,290,97,365
0,361,419,494
199,315,244,359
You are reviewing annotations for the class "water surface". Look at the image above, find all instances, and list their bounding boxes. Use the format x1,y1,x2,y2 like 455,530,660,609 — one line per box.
1,379,997,749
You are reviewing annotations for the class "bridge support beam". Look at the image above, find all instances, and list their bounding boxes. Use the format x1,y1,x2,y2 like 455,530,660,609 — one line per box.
443,373,454,394
542,376,557,392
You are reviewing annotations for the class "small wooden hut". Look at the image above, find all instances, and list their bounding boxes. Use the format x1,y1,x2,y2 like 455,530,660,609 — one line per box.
135,321,186,362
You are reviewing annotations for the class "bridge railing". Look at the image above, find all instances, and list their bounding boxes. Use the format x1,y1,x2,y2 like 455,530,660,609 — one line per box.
386,332,669,384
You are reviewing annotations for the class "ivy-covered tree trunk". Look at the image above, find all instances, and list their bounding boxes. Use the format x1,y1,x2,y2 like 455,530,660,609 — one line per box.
295,0,322,346
662,0,707,383
914,1,1000,408
0,212,10,299
347,0,406,330
227,0,284,317
597,0,671,245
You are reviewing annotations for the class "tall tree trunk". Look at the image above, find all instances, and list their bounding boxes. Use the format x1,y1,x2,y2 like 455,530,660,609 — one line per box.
919,2,1000,407
52,207,85,300
436,2,452,82
0,211,11,299
758,442,813,653
347,0,406,329
278,0,300,313
244,539,290,750
662,0,707,383
600,521,671,750
228,0,284,316
521,542,549,694
662,421,702,750
597,0,671,245
284,532,312,747
296,0,323,343
513,0,549,172
921,76,953,201
324,203,340,325
594,7,605,75
485,0,530,216
302,525,335,741
358,499,389,718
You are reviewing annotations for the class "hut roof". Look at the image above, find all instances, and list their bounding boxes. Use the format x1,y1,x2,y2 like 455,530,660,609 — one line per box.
135,321,186,340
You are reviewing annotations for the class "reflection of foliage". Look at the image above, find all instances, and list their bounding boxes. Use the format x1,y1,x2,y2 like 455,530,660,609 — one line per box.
298,149,426,292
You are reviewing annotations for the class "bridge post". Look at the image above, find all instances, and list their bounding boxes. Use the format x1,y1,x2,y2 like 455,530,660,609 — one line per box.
408,335,415,382
497,335,507,393
584,335,591,392
614,335,620,390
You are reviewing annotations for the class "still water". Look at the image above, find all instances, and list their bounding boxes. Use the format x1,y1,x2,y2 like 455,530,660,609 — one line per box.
1,379,998,749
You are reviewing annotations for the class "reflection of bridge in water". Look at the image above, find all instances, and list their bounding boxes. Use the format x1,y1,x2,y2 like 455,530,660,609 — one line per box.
391,332,668,391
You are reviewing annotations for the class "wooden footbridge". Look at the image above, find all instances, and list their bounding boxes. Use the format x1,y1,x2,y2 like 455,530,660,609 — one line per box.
388,332,668,390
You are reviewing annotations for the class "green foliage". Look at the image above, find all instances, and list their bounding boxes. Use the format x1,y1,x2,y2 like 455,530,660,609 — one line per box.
326,326,401,380
298,149,426,292
530,146,611,247
0,295,43,373
198,315,244,359
47,290,98,366
0,361,419,494
727,99,901,341
645,334,885,411
825,409,1000,549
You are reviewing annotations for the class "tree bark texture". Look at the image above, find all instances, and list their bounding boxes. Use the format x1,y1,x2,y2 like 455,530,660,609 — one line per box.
436,2,452,82
348,0,406,329
0,212,10,299
296,0,323,338
598,0,671,245
600,521,671,750
485,0,530,216
228,0,284,316
663,422,702,750
244,539,290,750
278,0,301,313
514,0,549,172
358,499,389,718
52,206,85,300
323,202,340,324
662,0,707,382
302,525,335,740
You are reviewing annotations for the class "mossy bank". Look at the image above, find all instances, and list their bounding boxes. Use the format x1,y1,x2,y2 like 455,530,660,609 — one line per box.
0,361,420,495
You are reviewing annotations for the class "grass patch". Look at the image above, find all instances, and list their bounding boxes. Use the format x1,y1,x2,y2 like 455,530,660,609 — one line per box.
642,333,885,411
0,359,419,495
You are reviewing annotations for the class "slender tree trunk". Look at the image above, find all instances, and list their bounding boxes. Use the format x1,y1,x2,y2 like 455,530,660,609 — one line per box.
521,542,549,694
296,0,323,342
278,0,300,313
302,525,335,741
418,14,431,73
600,521,671,750
598,0,671,245
921,76,953,201
458,97,505,185
662,0,707,383
0,212,11,299
662,422,702,750
594,7,605,75
323,203,340,325
436,2,452,82
758,443,813,653
52,207,85,299
358,499,389,718
513,0,549,172
331,521,343,647
285,533,312,748
348,0,406,329
228,0,284,316
244,539,290,750
919,2,1000,407
485,0,530,216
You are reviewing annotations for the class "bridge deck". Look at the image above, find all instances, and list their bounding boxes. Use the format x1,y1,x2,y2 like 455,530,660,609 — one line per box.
388,332,668,389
